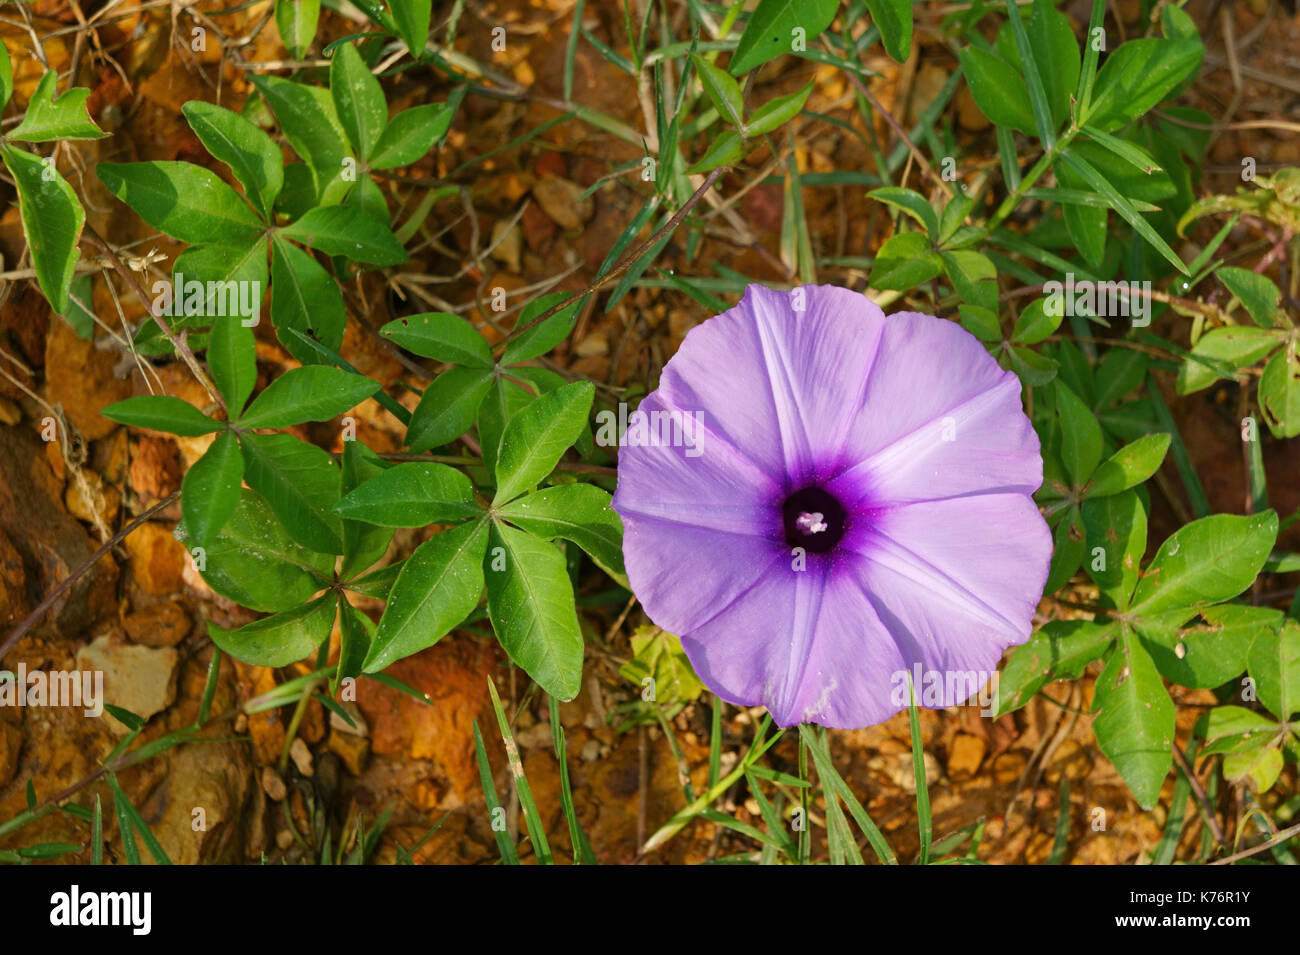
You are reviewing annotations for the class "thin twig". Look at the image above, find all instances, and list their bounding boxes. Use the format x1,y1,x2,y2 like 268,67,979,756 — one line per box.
1173,742,1228,847
1210,820,1300,865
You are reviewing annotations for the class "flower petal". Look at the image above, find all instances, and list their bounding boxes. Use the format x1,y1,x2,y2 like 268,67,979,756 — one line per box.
614,391,787,635
843,494,1051,685
826,372,1042,507
680,557,914,728
830,311,1023,494
656,284,886,485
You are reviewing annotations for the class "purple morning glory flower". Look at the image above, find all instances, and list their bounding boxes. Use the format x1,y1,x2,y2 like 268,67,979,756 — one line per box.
612,284,1051,729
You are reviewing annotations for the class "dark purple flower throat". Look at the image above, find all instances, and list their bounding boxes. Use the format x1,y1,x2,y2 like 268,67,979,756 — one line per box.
782,486,846,554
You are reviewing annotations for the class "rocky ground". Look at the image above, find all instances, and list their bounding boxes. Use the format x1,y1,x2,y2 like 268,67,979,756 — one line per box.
1,0,1297,864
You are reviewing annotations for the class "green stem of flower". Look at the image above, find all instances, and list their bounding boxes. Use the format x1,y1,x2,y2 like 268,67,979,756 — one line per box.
982,126,1080,238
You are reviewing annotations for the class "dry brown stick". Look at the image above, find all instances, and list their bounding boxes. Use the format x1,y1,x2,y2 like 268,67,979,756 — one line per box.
1209,820,1300,865
843,69,953,199
0,491,181,665
1172,741,1228,847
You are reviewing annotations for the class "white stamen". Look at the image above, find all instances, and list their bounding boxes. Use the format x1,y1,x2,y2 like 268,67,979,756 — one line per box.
796,511,827,535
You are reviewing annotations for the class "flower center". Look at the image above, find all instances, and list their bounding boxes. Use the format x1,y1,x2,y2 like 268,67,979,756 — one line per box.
782,486,845,554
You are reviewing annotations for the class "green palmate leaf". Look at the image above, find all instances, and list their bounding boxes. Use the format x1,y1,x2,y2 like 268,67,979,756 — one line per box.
938,195,975,246
275,0,321,59
176,488,333,612
691,54,744,129
97,161,263,245
331,43,387,161
1043,507,1085,594
864,0,912,63
956,46,1034,134
1,145,84,314
335,599,372,691
9,70,106,141
335,461,479,526
1084,37,1204,133
182,101,283,219
371,101,457,169
181,431,244,546
1092,627,1175,810
1202,706,1279,757
1055,379,1103,485
686,129,743,175
1059,148,1188,275
1094,350,1148,410
1217,266,1281,328
1058,190,1107,268
502,292,582,364
729,0,839,76
381,311,492,367
958,304,1001,342
997,619,1117,716
270,235,346,364
1140,604,1282,691
339,441,393,579
405,366,493,452
498,483,625,577
619,626,704,706
1081,489,1147,609
238,365,379,428
208,317,258,416
940,250,997,310
869,187,939,238
869,231,943,290
1130,510,1278,616
1259,348,1300,439
169,238,268,330
745,80,814,137
389,0,432,55
248,74,349,198
280,204,407,266
1176,326,1281,394
239,432,343,554
346,172,389,224
477,377,533,472
363,519,488,671
1007,344,1059,386
1248,619,1300,720
1202,705,1285,792
277,163,318,220
1085,432,1170,498
102,396,221,436
485,521,584,700
1224,740,1284,794
1010,299,1059,345
492,381,594,504
209,593,335,667
346,561,401,599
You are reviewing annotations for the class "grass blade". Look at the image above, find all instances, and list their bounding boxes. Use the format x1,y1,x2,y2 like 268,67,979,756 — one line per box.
549,694,597,864
472,718,520,864
486,678,551,864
